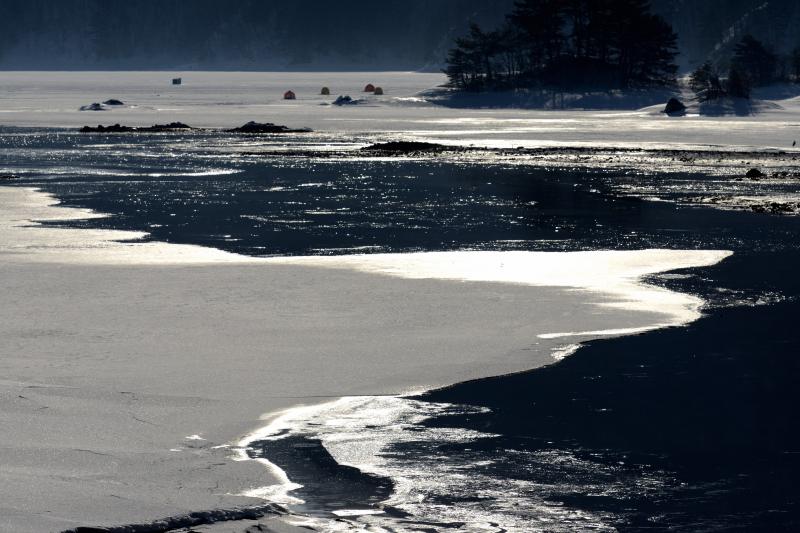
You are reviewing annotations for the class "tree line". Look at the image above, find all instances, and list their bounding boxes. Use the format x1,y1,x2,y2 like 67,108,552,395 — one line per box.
444,0,679,91
690,36,800,101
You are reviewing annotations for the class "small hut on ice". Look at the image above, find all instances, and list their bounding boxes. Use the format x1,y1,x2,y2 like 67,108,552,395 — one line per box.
373,87,384,95
321,87,330,95
284,90,296,100
363,83,376,92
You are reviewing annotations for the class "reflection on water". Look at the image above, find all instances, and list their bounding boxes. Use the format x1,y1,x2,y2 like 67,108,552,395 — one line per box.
0,128,776,258
246,395,676,532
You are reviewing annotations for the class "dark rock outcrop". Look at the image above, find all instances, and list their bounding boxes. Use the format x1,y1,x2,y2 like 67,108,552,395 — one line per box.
362,141,453,154
61,504,286,533
334,95,352,105
751,202,798,214
663,98,686,115
746,168,766,179
332,95,366,106
0,174,19,181
228,121,311,134
79,122,192,133
79,103,105,111
103,99,125,106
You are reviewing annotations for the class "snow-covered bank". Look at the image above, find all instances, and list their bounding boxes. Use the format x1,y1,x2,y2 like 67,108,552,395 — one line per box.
2,72,800,151
422,86,680,111
0,186,730,531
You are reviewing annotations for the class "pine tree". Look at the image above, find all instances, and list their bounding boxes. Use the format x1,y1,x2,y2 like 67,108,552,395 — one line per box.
791,47,800,82
508,0,565,75
726,66,751,99
731,35,778,87
689,62,724,101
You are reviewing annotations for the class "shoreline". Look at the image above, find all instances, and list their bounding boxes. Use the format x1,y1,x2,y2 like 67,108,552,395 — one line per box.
0,185,732,532
418,269,800,530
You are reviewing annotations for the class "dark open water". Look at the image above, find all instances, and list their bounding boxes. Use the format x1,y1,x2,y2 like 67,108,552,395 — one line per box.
3,129,799,531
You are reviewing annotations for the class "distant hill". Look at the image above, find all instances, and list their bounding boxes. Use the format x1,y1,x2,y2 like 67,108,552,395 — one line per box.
0,0,515,70
0,0,797,72
651,0,800,71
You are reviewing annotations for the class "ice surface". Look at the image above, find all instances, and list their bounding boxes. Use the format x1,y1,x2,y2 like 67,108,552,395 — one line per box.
0,186,731,531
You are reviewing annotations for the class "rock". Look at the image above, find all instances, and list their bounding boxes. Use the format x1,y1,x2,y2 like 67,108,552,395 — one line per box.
228,121,311,134
80,122,192,133
146,122,192,131
102,99,124,106
0,174,19,181
332,95,366,106
769,202,793,214
663,98,686,115
80,124,130,133
62,504,287,533
746,168,765,179
362,141,452,154
79,103,105,111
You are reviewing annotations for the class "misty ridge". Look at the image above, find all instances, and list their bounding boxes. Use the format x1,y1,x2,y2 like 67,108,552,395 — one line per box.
0,0,799,71
0,0,514,70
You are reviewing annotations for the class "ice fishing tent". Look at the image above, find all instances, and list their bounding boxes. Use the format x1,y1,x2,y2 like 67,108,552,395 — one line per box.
172,78,182,85
373,87,384,95
284,90,296,100
364,84,376,92
321,87,330,95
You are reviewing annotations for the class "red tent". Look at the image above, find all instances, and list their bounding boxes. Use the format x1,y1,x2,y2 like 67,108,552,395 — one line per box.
284,90,296,100
363,84,376,92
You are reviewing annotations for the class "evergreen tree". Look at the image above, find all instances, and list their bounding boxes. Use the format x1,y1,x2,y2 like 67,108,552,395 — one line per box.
731,35,778,87
791,47,800,82
689,62,724,101
508,0,565,73
726,66,752,99
614,6,679,87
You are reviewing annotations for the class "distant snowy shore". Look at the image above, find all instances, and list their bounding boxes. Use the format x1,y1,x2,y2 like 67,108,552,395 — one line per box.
0,72,799,151
422,83,800,116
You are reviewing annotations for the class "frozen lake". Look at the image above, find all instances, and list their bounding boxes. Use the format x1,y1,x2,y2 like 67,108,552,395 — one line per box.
1,71,800,150
1,72,799,532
